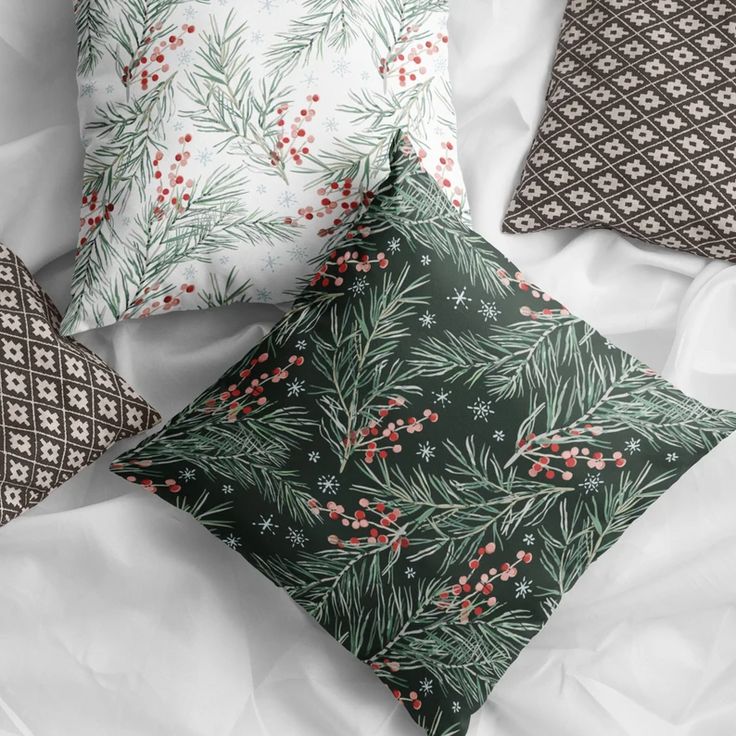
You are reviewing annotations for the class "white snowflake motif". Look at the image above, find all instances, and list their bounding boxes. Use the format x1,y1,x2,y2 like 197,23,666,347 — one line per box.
256,288,272,302
419,678,434,696
302,71,318,86
493,429,505,442
262,253,280,272
434,388,452,406
666,452,679,463
254,514,279,535
349,276,369,295
219,254,231,265
387,237,401,253
222,484,234,495
184,5,197,19
333,58,350,77
523,533,536,546
196,148,213,166
223,534,241,549
179,467,196,482
296,339,307,350
405,567,416,579
580,473,604,494
416,442,436,462
420,254,432,266
419,311,436,328
477,300,501,323
468,399,494,422
324,116,338,132
515,577,532,599
259,0,277,12
308,451,320,463
250,30,264,45
179,49,193,66
289,244,308,262
604,339,616,350
433,55,448,74
451,702,461,714
447,288,472,310
173,120,184,132
80,81,97,97
287,378,305,397
255,183,267,195
286,527,306,548
183,265,197,280
318,474,339,495
278,190,297,208
625,438,641,453
105,83,115,94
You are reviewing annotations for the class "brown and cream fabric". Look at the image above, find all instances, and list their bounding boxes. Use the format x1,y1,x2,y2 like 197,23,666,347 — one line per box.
504,0,736,259
0,245,160,525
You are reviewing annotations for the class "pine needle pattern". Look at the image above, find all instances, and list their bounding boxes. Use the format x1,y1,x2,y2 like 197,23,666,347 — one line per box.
68,0,463,334
111,147,736,735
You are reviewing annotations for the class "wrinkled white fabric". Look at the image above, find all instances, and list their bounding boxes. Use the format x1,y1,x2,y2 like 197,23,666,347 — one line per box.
1,0,735,734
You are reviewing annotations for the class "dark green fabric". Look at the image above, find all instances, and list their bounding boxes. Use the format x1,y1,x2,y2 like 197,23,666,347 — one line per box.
112,145,736,735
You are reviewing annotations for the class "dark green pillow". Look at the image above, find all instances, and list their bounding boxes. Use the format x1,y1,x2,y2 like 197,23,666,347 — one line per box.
112,143,736,735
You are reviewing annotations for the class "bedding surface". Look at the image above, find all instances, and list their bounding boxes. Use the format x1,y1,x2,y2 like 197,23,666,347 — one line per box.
1,1,736,735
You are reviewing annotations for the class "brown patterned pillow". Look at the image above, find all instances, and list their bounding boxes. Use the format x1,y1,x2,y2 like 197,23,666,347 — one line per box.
504,0,736,260
0,245,160,525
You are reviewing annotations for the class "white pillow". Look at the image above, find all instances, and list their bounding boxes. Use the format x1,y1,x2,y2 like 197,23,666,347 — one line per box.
65,0,465,334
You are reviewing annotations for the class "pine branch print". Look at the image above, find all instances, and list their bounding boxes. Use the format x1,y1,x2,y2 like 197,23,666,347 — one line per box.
309,261,430,468
265,0,364,75
75,0,111,76
197,268,252,309
108,0,200,91
109,162,292,320
411,315,593,398
354,438,575,566
83,75,175,204
182,11,298,181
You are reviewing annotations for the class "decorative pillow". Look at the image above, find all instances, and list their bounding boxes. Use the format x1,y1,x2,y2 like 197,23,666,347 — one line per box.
65,0,464,334
504,0,736,260
111,144,736,735
0,245,160,526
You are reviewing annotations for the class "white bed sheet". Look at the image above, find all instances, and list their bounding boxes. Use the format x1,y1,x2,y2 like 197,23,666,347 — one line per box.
1,1,736,734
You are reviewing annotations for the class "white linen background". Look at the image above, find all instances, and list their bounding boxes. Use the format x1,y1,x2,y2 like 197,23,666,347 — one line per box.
1,1,735,734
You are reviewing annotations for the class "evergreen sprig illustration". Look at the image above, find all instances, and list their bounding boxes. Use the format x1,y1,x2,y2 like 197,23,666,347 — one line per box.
412,316,593,397
266,0,364,75
182,11,292,180
75,0,111,76
112,166,292,319
310,264,429,467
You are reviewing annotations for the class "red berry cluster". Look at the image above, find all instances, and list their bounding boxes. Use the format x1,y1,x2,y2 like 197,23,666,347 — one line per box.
420,141,464,209
437,543,533,624
285,179,375,237
123,281,196,320
271,94,318,169
369,658,400,673
310,247,389,288
342,398,439,464
516,425,627,481
307,497,409,552
122,22,195,90
496,269,572,319
78,192,114,250
202,352,304,422
392,689,422,711
378,25,448,87
109,459,181,495
153,134,194,219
